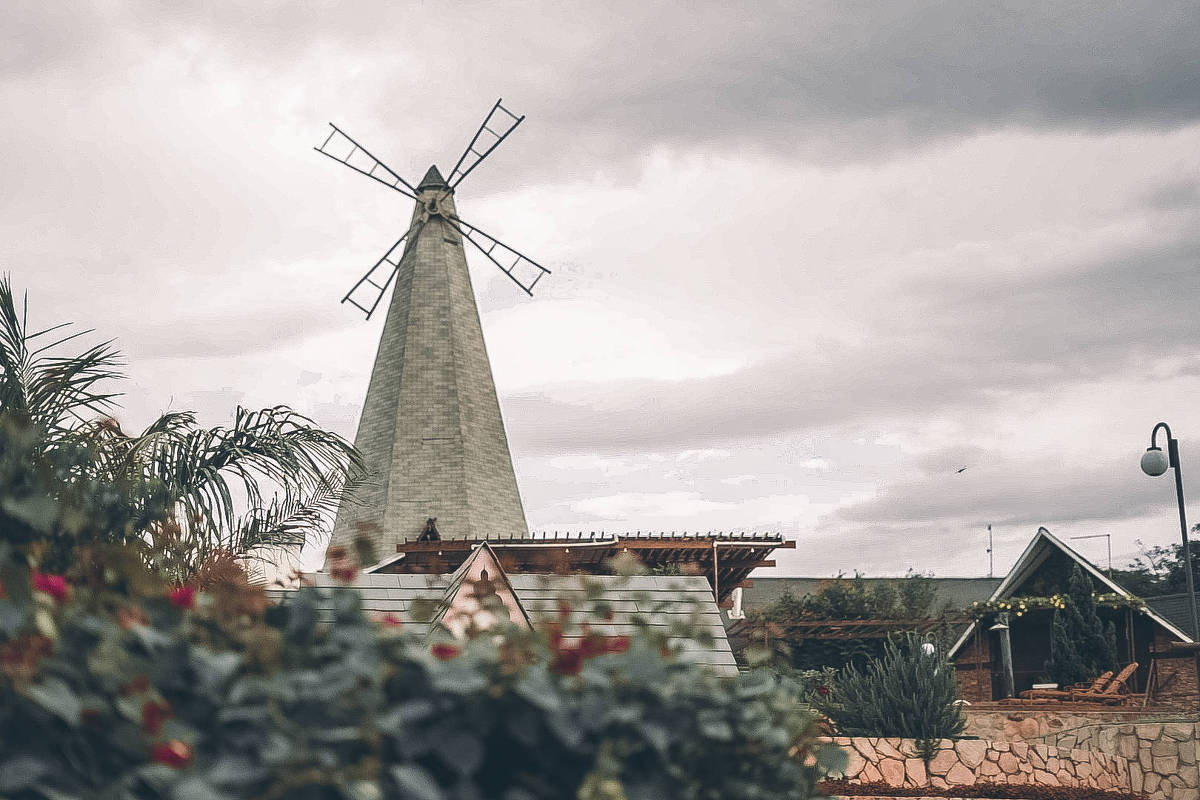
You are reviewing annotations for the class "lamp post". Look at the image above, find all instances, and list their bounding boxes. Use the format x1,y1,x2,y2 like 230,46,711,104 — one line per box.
1141,422,1200,703
989,613,1015,699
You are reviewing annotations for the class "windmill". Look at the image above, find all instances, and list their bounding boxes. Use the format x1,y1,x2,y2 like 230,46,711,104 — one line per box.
315,99,550,319
315,99,546,556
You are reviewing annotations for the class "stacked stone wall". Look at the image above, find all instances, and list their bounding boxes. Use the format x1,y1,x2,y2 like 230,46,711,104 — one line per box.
962,710,1199,800
1038,722,1199,800
823,737,1129,793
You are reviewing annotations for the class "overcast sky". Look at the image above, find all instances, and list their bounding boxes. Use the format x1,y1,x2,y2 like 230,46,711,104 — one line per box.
5,1,1200,578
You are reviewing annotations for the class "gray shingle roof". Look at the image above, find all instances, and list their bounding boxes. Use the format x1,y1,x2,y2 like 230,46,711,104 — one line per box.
268,572,737,675
741,576,1002,612
1145,593,1200,639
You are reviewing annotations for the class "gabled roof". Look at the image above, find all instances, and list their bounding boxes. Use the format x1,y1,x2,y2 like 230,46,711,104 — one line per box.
948,527,1193,658
267,568,739,675
426,542,531,635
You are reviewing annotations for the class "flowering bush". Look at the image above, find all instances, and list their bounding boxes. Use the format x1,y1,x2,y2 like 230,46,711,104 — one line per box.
0,544,842,799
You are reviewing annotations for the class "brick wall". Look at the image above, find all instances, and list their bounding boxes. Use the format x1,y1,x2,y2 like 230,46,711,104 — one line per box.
1150,631,1200,708
954,630,993,702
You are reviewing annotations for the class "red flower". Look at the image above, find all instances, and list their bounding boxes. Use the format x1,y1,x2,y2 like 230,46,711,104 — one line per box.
579,634,606,659
150,740,192,768
376,613,403,628
31,571,68,603
431,643,461,661
606,635,631,654
545,621,564,650
817,686,830,697
331,564,358,582
550,646,584,676
168,586,196,610
142,699,173,733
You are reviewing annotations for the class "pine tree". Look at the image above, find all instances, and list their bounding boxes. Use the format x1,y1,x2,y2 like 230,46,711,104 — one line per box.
1045,565,1118,685
822,632,965,747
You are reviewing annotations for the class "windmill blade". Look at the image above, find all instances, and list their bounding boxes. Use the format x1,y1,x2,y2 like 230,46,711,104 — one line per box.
449,215,550,296
342,226,420,319
446,99,525,189
315,123,419,200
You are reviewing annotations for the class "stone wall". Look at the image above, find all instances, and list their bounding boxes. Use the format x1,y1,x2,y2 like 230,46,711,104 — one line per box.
824,737,1129,793
1037,722,1199,800
962,710,1199,800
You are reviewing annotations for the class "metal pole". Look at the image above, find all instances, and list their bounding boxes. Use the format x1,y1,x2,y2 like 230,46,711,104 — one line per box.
1166,434,1200,711
997,612,1016,699
988,524,994,578
1167,435,1200,642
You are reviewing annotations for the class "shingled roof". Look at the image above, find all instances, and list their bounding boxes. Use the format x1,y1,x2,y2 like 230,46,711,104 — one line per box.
268,550,739,675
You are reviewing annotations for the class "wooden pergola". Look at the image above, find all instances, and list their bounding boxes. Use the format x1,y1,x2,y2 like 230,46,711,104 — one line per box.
725,617,971,654
374,532,792,604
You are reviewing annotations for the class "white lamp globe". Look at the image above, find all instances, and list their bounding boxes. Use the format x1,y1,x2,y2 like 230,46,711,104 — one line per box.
1142,448,1170,477
921,642,936,656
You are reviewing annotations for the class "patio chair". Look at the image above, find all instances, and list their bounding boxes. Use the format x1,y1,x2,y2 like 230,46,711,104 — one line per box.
1071,662,1138,704
1018,670,1111,701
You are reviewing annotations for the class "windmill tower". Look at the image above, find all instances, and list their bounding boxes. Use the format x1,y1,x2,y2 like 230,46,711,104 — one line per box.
316,100,549,559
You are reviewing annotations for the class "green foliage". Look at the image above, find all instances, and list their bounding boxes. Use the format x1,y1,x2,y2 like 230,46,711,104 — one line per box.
0,277,364,581
0,401,834,799
819,632,965,746
751,572,947,672
1044,565,1118,686
0,548,834,799
1110,539,1200,597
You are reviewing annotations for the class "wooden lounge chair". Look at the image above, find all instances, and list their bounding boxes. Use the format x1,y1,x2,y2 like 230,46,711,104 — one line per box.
1018,670,1111,701
1071,662,1138,704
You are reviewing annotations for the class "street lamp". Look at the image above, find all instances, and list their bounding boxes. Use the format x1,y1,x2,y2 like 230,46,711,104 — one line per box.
989,614,1015,699
1142,422,1200,703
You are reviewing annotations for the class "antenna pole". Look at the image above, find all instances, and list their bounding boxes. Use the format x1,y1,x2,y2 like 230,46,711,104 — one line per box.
1069,533,1113,577
987,524,993,578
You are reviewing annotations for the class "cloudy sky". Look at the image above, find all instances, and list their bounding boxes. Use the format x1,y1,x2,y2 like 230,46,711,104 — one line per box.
5,1,1200,577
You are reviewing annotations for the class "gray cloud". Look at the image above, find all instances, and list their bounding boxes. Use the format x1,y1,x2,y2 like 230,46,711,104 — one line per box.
504,218,1200,455
5,2,1200,184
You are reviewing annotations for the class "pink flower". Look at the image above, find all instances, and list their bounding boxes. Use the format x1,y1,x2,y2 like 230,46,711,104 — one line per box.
167,586,196,609
376,613,403,628
31,571,69,603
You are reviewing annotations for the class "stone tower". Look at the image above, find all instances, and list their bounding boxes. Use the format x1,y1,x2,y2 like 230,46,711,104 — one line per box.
328,165,529,558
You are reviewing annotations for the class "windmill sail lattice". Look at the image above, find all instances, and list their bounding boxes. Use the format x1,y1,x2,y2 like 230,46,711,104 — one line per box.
319,102,545,557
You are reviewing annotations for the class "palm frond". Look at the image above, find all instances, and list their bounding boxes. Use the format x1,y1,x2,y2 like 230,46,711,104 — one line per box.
0,275,124,431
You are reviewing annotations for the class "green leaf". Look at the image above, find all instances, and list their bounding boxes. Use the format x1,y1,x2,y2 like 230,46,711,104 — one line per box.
390,765,446,800
27,677,82,726
0,755,48,792
377,698,437,735
171,777,226,800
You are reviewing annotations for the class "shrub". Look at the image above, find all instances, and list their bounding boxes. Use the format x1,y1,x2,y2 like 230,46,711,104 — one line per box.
0,544,842,799
1044,564,1118,686
818,632,964,748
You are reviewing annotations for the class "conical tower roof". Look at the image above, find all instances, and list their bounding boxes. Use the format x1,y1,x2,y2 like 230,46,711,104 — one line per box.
328,170,530,558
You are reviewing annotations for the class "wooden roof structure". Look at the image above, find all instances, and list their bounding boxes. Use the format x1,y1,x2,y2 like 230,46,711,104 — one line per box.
365,531,792,605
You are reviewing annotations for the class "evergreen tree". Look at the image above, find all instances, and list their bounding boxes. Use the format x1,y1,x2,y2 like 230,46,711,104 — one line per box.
1045,565,1118,685
821,632,965,746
